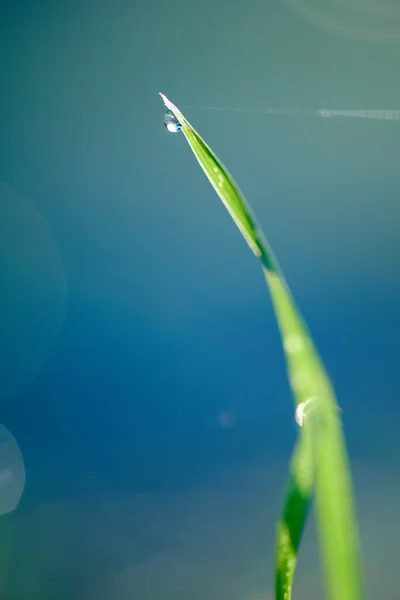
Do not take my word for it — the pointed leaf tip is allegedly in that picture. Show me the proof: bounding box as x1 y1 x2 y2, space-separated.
159 92 168 106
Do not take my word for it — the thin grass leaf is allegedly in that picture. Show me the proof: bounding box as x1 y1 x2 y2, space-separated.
275 435 313 600
159 92 364 600
160 92 279 273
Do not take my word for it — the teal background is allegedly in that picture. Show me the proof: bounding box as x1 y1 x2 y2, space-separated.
0 0 399 598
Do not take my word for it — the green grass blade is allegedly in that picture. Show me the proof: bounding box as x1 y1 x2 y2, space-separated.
275 436 313 600
265 260 364 600
160 93 279 273
159 93 364 600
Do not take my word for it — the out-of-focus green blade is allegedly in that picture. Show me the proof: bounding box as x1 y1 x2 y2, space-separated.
275 435 313 600
264 244 363 600
159 93 364 600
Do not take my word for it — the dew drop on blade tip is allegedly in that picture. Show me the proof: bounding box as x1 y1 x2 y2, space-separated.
163 109 182 132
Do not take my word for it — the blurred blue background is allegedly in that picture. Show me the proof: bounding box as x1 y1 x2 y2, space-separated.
0 0 399 598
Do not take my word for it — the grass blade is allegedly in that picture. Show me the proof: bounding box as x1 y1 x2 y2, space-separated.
159 92 364 600
160 92 279 273
275 435 313 600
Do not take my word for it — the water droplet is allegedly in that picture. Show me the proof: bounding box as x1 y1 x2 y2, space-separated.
163 109 182 133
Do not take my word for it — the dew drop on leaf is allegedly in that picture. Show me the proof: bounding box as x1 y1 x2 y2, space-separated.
163 109 182 132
